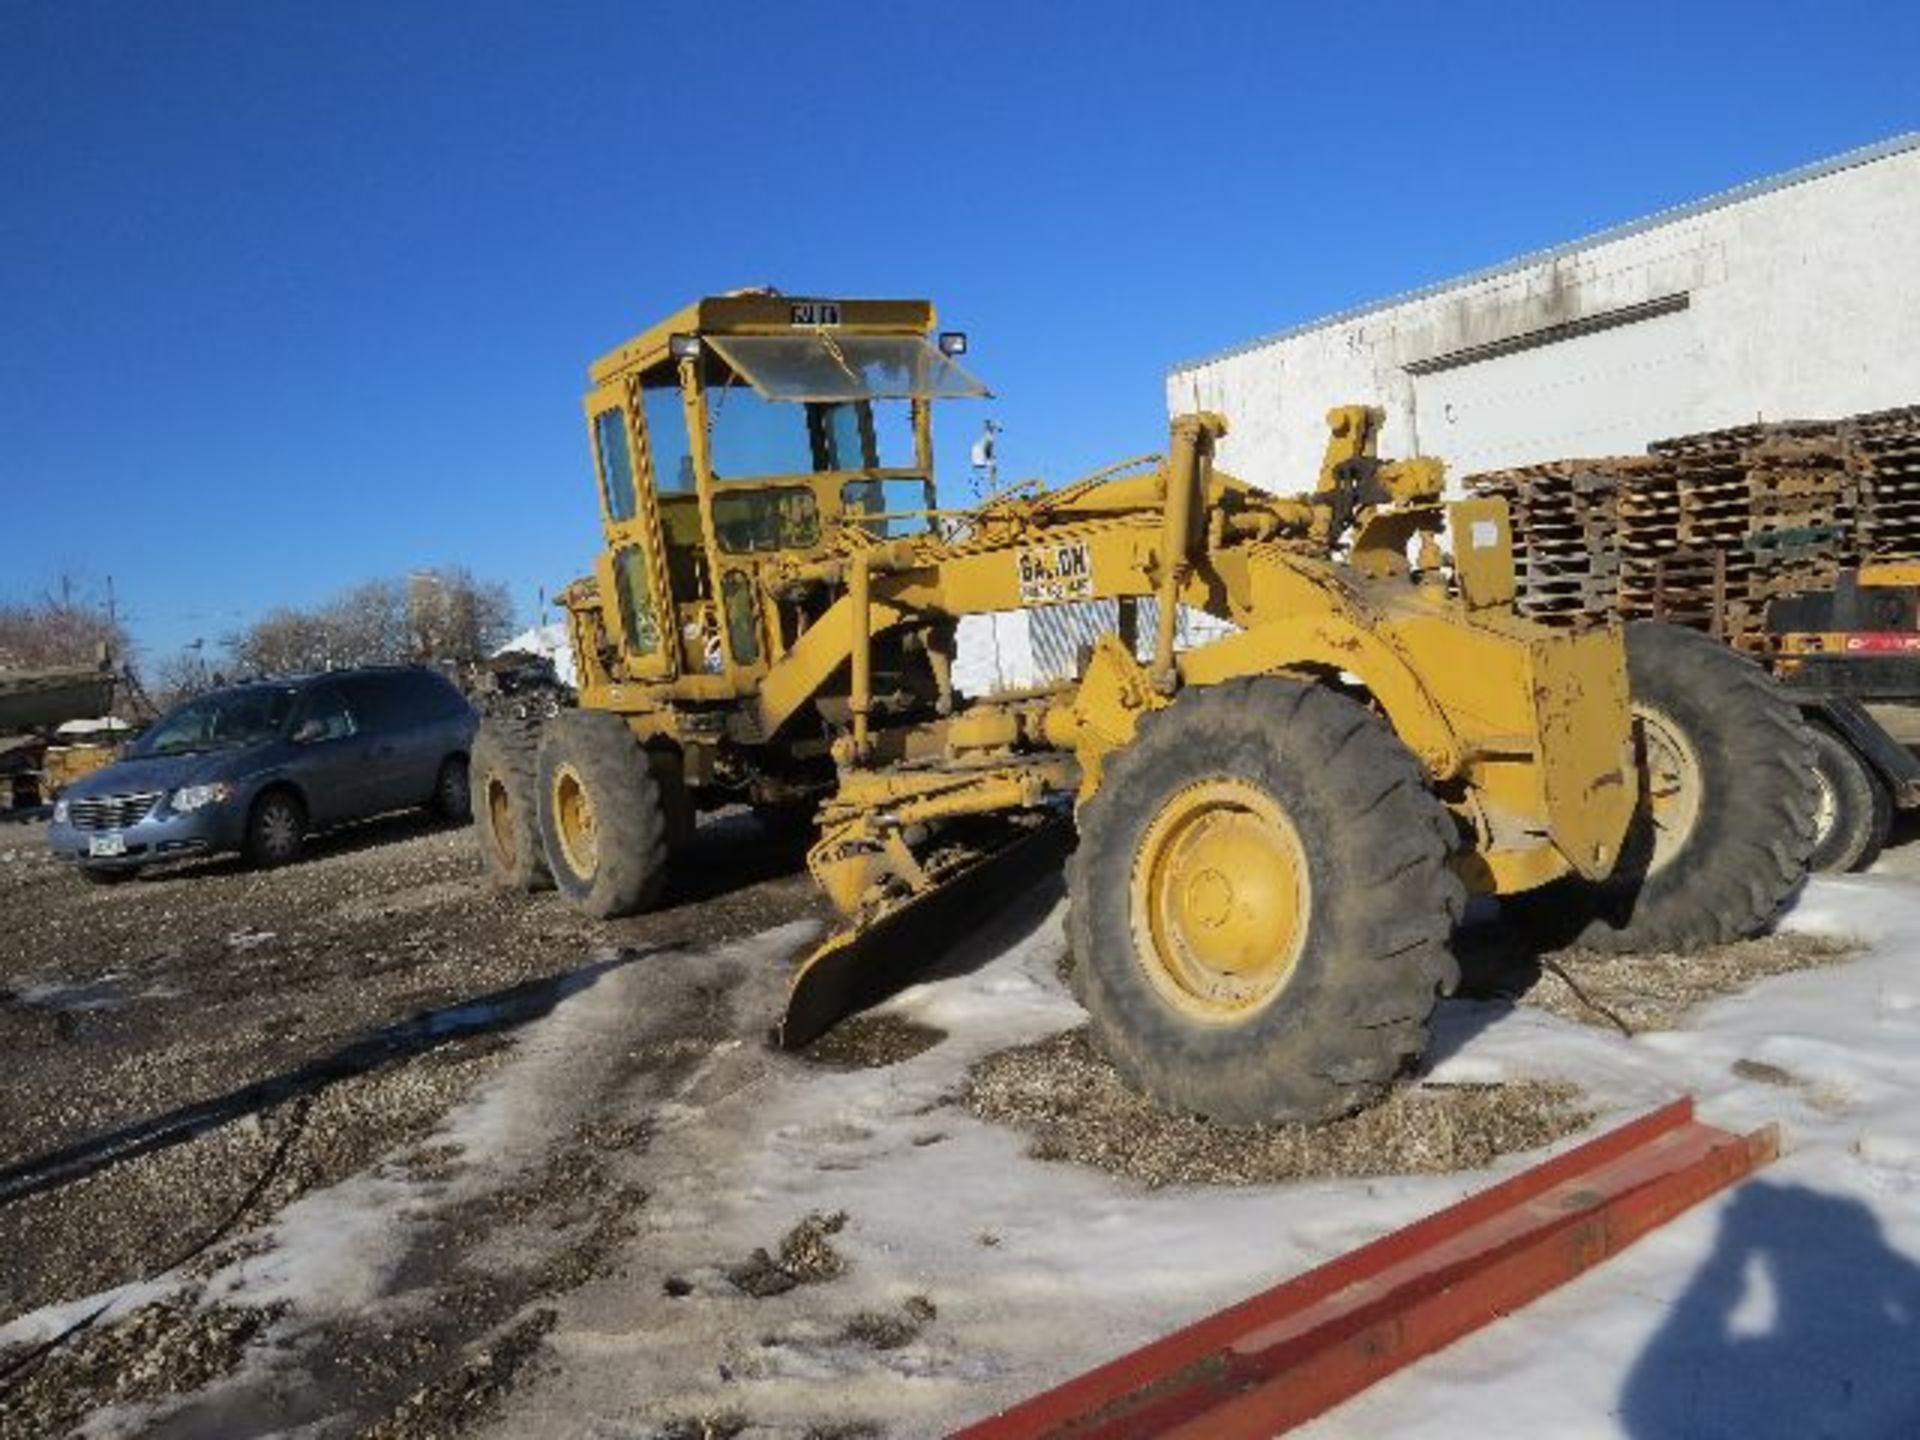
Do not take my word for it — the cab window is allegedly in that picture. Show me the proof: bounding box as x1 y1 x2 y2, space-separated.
707 384 910 480
593 408 637 522
722 570 760 663
707 384 819 478
612 546 662 654
712 487 822 553
842 477 934 538
642 380 697 495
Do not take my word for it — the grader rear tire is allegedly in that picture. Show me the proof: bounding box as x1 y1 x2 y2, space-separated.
1514 622 1816 953
471 719 551 892
535 711 668 919
1807 724 1891 874
1067 677 1463 1127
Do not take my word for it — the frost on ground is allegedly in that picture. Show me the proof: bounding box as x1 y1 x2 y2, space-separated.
964 1026 1590 1187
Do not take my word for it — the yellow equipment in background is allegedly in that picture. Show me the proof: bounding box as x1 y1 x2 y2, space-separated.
469 292 1815 1124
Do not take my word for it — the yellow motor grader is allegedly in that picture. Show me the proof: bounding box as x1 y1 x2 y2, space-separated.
471 292 1815 1124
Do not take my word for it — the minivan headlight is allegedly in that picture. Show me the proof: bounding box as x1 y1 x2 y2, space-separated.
52 798 68 823
171 783 233 813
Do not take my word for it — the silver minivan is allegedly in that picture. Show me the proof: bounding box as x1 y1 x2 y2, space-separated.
49 667 476 881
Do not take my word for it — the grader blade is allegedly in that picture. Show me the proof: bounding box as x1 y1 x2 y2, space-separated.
776 819 1073 1050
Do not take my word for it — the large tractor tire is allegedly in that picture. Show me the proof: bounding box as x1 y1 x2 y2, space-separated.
1067 677 1463 1127
1516 621 1816 953
534 710 669 919
1807 724 1891 874
471 719 551 892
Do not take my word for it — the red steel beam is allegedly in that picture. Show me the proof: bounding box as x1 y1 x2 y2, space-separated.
952 1097 1776 1440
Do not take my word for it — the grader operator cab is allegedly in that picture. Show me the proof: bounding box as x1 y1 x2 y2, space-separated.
471 291 1816 1125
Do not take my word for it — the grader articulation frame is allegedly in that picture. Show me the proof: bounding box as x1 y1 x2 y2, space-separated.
470 293 1815 1124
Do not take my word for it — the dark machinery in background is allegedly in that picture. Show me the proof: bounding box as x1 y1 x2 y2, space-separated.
1472 404 1920 872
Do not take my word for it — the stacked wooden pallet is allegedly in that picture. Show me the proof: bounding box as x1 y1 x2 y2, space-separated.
1853 405 1920 559
1658 434 1851 635
1465 461 1637 623
1742 434 1854 598
1468 416 1871 643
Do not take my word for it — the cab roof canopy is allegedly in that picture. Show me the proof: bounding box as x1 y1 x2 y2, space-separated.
589 293 938 386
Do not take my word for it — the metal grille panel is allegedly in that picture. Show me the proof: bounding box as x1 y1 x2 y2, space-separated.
66 791 163 831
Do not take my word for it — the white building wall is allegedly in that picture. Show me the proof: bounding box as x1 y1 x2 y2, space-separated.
1167 137 1920 493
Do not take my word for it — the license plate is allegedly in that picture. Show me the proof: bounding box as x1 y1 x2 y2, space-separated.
88 833 127 858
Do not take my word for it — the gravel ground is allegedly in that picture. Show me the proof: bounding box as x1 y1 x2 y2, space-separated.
963 1027 1592 1187
1454 917 1859 1034
0 806 829 1437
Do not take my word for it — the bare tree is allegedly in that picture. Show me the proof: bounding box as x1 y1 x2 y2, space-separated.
226 608 331 678
0 574 132 670
326 579 409 666
149 646 226 708
225 569 519 677
406 567 514 663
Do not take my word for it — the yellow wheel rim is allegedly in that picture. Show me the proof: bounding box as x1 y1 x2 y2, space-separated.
485 776 516 869
551 763 598 878
1128 778 1311 1021
1635 703 1703 876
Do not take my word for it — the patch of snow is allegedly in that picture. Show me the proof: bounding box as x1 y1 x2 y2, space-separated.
486 872 1920 1438
494 621 576 688
53 717 133 738
201 945 663 1318
0 1279 181 1351
489 901 1600 1437
1304 875 1920 1438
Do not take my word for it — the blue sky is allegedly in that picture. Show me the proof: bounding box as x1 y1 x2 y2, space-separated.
3 0 1916 663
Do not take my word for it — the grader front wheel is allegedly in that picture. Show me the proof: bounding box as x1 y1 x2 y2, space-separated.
1067 677 1463 1127
534 711 670 918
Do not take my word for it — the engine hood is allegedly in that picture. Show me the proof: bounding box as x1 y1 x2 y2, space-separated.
63 746 268 799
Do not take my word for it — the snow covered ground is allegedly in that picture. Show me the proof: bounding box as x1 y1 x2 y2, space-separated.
1310 873 1920 1439
493 867 1920 1436
486 869 1920 1438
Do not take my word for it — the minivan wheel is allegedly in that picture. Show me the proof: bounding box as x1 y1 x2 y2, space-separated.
246 790 307 869
432 755 472 823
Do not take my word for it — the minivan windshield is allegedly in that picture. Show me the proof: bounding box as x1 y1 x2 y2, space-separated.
134 686 299 757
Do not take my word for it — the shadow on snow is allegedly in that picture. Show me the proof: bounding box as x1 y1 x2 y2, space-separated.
1620 1179 1920 1438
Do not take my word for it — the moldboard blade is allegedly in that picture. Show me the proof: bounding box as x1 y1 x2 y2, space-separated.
776 818 1072 1050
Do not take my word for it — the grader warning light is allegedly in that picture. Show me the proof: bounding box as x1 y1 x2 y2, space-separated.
469 292 1815 1126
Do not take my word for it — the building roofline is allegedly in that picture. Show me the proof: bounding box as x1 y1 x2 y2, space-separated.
1168 131 1920 377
